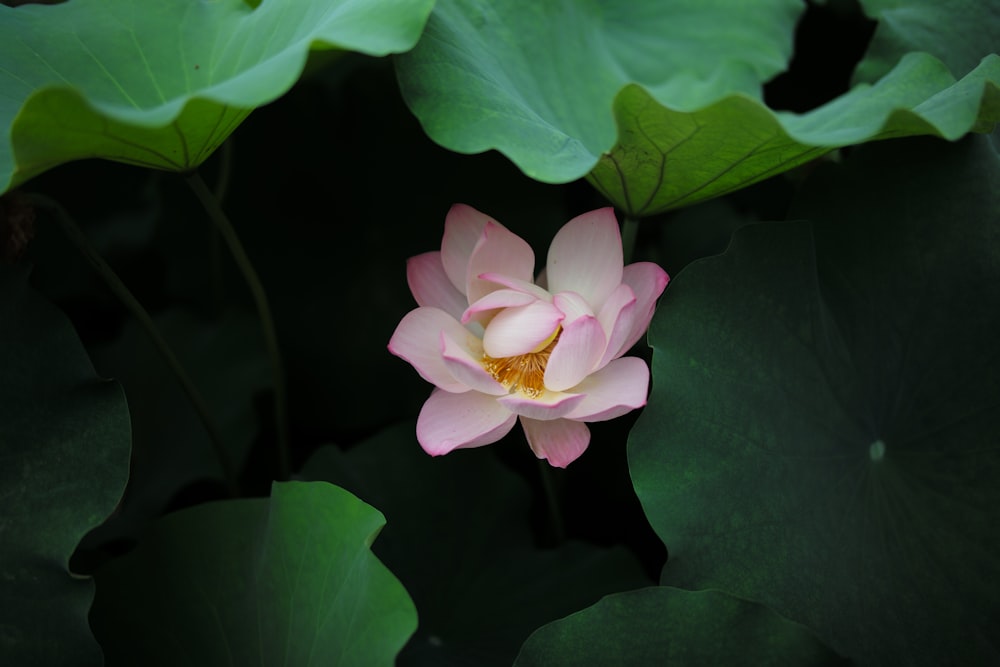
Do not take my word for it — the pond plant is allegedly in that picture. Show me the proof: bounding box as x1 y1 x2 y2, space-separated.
1 0 998 665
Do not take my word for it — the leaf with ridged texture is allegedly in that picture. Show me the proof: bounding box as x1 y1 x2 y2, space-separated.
397 0 1000 214
630 134 1000 665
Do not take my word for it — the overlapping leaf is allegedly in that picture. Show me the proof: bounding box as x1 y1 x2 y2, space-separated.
515 587 846 666
397 0 1000 214
629 134 1000 665
302 424 651 666
90 481 417 667
0 265 130 667
853 0 1000 82
0 0 434 193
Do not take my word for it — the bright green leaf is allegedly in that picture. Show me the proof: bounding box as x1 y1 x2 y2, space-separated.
515 587 846 666
90 480 417 667
630 135 1000 665
0 0 434 193
397 0 999 213
592 53 1000 213
397 0 802 185
0 265 130 667
854 0 1000 83
301 424 651 666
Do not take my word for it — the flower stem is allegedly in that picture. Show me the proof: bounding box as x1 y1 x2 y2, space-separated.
621 214 640 265
537 458 566 543
29 192 240 496
184 171 291 481
209 139 235 310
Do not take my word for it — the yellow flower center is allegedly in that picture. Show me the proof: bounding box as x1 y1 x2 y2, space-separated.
482 329 561 398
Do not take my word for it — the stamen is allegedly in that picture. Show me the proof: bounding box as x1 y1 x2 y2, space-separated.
482 332 560 398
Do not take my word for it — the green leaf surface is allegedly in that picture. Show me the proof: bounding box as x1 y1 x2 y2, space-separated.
90 480 416 667
514 587 846 666
630 135 1000 665
854 0 1000 83
397 0 1000 213
0 265 130 667
301 424 651 666
0 0 434 193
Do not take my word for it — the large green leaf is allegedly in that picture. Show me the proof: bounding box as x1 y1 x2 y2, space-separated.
630 134 1000 665
90 480 417 666
0 265 130 667
514 587 846 666
396 0 1000 214
301 424 651 666
0 0 434 193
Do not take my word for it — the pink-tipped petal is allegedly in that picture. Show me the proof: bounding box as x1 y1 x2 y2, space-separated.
482 300 564 358
565 356 650 422
466 221 536 304
440 331 508 396
520 417 591 468
441 204 492 295
477 272 551 301
462 288 537 324
546 208 623 309
617 262 670 353
597 283 638 368
407 251 468 321
417 388 517 455
388 307 471 393
553 290 594 324
543 315 607 392
497 391 585 421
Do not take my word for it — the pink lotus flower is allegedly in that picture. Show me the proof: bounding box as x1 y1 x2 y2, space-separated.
388 205 669 467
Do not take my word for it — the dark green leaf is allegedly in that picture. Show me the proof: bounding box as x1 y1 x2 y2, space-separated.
91 480 417 666
84 308 270 544
854 0 1000 82
302 424 651 667
630 134 1000 665
0 265 130 667
515 587 846 666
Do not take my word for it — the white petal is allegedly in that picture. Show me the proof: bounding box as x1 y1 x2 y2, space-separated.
477 272 551 301
565 357 649 422
440 331 508 395
597 283 638 368
543 315 606 392
466 221 536 304
616 262 670 353
553 290 594 324
388 307 470 393
520 417 591 468
497 391 585 421
462 288 537 325
417 388 517 455
482 300 564 358
546 208 623 309
441 204 491 295
407 251 467 321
